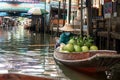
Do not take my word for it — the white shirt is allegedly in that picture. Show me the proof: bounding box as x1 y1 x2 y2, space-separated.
76 9 81 20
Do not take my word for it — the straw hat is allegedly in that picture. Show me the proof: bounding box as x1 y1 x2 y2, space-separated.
59 23 74 31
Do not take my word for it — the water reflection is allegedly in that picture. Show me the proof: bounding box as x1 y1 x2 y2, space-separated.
0 26 69 80
0 50 69 80
0 26 117 80
57 62 108 80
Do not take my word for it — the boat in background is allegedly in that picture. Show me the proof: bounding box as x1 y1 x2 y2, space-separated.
54 48 120 73
0 73 53 80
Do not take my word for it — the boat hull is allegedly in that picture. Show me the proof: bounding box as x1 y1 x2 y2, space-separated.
54 48 120 73
0 73 53 80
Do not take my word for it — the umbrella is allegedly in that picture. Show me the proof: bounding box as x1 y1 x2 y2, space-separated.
28 7 48 15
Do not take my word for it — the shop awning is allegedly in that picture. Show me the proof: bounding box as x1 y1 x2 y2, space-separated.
0 12 28 17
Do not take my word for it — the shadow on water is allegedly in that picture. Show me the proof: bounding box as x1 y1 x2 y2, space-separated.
54 58 120 80
56 61 108 80
109 63 120 80
57 61 120 80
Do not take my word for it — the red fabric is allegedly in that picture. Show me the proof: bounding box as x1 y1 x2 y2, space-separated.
104 0 112 3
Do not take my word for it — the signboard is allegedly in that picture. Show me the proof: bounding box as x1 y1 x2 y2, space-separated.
104 2 112 18
0 3 33 12
0 2 50 12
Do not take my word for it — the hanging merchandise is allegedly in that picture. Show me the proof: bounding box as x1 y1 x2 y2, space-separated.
98 0 102 16
104 1 112 18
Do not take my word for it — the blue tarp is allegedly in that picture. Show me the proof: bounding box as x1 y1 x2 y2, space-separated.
0 12 8 16
0 12 28 17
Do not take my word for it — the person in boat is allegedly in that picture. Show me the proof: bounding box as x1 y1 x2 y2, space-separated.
55 23 74 48
70 7 81 29
75 7 81 21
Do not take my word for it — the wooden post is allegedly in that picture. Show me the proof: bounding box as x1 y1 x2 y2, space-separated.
63 0 66 26
80 0 83 35
57 0 61 36
41 16 44 33
86 0 92 36
67 0 71 24
44 0 46 33
78 0 80 6
107 18 111 49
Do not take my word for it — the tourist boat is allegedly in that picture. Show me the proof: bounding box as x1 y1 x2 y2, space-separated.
54 48 120 73
0 73 54 80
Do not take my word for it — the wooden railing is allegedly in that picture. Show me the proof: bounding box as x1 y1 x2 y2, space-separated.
92 17 120 52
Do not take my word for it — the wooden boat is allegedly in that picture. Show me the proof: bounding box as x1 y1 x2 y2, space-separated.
0 73 54 80
54 48 120 73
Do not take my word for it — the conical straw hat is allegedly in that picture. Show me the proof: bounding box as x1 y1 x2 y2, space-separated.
59 23 74 31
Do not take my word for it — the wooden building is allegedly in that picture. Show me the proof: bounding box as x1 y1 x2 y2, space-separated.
91 0 120 52
49 0 120 52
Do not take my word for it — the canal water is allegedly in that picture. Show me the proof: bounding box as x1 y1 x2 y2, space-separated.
0 25 118 80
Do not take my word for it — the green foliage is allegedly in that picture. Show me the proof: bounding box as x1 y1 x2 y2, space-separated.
59 35 98 53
